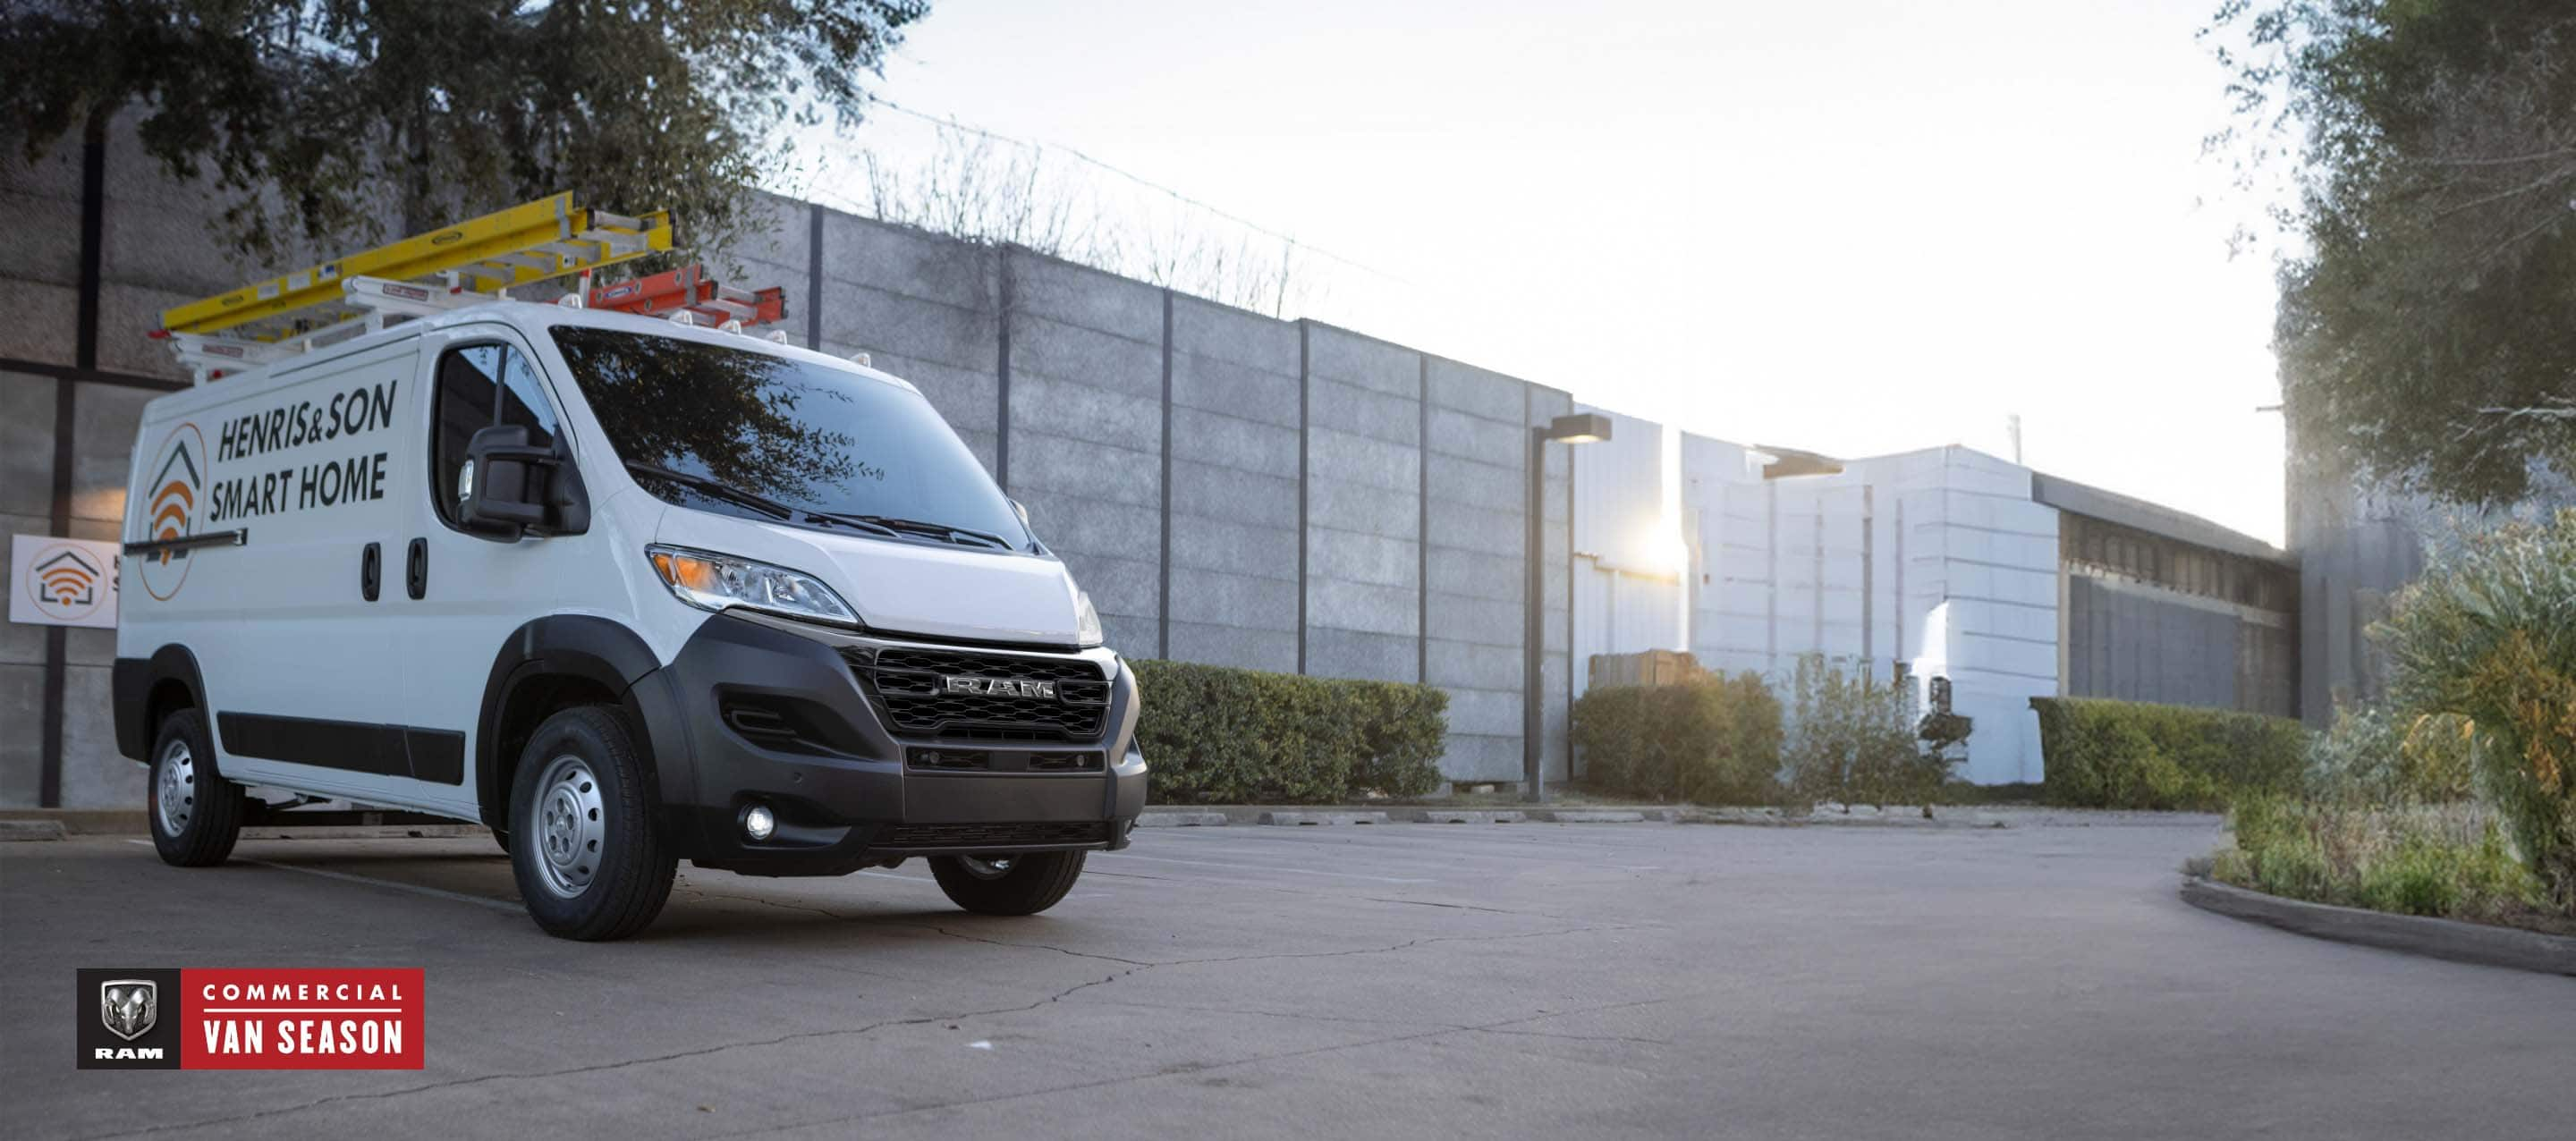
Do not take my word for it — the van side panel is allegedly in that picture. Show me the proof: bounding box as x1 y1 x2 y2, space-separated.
119 338 442 809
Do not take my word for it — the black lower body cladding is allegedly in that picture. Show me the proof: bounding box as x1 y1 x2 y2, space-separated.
641 612 1145 876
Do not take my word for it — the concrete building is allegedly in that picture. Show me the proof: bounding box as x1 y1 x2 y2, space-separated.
1569 407 1686 680
1566 418 2296 786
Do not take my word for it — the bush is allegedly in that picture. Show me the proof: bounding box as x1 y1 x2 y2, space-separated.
1570 672 1782 804
2375 508 2576 912
1127 660 1447 804
1784 655 1956 808
2029 697 2309 810
2215 795 2552 926
2304 703 2477 806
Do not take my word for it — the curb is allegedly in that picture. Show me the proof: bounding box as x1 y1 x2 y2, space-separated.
1412 809 1526 824
0 820 69 842
2180 875 2576 977
0 810 148 836
1530 809 1648 824
1135 811 1227 828
1256 811 1391 826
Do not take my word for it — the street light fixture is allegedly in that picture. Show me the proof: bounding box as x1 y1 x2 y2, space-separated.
1526 413 1612 803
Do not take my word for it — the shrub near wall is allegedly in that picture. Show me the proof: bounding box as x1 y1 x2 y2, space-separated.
1570 672 1783 805
2029 697 2309 810
2376 509 2576 912
1128 660 1447 804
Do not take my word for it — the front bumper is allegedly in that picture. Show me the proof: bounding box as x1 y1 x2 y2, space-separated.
637 611 1145 876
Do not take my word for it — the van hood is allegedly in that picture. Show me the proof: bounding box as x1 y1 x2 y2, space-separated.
654 506 1089 646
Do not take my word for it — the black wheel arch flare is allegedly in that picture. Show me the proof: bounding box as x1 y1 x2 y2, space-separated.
474 615 692 832
111 644 209 763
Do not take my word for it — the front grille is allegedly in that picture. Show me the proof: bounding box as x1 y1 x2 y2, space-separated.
879 821 1112 849
848 647 1111 741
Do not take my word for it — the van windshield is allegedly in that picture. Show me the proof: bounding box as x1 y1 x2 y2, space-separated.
548 327 1030 550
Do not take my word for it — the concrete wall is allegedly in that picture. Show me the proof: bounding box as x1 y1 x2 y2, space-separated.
0 118 203 810
2063 573 2295 714
2286 476 2426 724
0 130 1586 806
2284 452 2571 727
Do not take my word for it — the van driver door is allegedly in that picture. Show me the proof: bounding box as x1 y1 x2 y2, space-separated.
389 325 599 821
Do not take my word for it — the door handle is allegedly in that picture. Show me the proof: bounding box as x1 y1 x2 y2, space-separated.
360 542 381 601
406 537 428 600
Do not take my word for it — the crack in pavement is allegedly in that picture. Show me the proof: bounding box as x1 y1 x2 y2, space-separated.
673 880 1631 971
699 994 1681 1138
1076 866 1646 928
1058 995 1676 1045
72 925 1625 1141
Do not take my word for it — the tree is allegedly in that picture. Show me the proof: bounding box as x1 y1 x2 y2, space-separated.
0 0 929 263
2209 1 2576 505
850 115 1324 318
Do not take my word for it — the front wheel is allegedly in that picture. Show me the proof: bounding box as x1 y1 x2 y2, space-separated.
928 851 1086 916
507 706 675 941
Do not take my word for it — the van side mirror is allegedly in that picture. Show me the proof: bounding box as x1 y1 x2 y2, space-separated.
461 425 569 539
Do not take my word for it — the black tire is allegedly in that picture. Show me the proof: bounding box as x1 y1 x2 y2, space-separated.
929 851 1087 916
506 706 674 941
147 707 244 867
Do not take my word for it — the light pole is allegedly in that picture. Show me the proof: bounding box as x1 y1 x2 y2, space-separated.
1525 412 1611 803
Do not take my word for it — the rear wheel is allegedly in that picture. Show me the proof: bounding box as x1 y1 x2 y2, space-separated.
928 850 1086 916
507 706 674 940
148 708 244 867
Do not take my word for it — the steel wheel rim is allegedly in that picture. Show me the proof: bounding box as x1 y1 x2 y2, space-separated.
958 855 1015 880
155 738 195 836
533 754 606 899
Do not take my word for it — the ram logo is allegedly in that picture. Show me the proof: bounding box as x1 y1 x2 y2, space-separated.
139 423 206 600
100 979 157 1042
943 676 1057 700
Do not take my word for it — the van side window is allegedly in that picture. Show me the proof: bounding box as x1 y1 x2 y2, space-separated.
432 343 560 524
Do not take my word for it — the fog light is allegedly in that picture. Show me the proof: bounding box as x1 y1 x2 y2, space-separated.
743 804 776 841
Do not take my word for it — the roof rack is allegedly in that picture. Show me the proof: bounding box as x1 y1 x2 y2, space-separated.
572 264 788 335
155 192 674 384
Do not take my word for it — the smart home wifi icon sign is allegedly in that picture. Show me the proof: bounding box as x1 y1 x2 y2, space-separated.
9 534 121 630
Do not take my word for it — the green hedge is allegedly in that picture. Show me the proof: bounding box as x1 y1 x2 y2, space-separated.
1570 672 1783 804
2029 697 2309 810
1129 660 1448 804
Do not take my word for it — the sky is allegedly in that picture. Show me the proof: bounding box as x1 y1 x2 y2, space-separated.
799 0 2290 545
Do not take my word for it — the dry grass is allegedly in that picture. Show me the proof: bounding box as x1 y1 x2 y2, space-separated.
2210 797 2574 936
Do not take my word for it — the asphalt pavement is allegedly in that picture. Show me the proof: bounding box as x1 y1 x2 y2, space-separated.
3 816 2570 1139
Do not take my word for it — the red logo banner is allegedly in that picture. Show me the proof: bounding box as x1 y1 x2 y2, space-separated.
179 968 425 1069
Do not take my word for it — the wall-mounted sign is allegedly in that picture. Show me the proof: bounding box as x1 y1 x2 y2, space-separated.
10 534 121 629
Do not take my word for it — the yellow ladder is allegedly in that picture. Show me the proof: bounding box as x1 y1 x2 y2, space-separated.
160 192 672 341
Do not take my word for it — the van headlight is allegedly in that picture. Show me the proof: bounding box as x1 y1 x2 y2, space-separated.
647 545 858 627
1074 589 1105 647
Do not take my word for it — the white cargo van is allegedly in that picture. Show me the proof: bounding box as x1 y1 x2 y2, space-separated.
113 276 1145 940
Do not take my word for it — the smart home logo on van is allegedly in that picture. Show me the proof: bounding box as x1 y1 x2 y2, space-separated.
140 422 206 600
24 544 107 621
